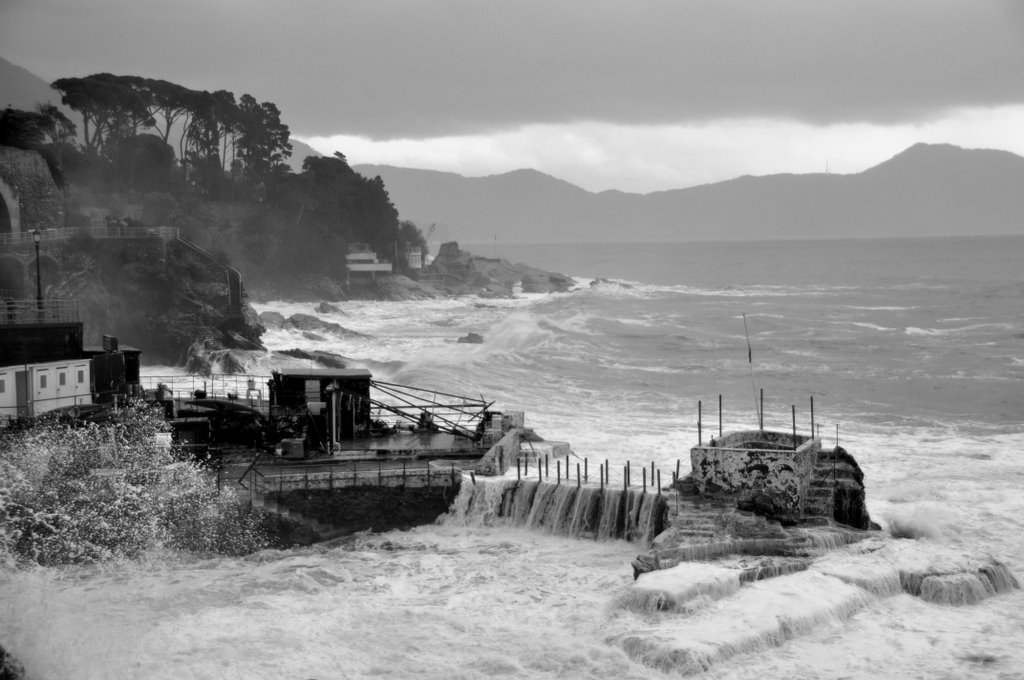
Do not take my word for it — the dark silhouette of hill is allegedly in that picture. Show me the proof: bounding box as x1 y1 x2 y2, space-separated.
356 143 1024 242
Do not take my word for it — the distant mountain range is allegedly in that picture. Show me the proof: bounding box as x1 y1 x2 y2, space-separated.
0 56 320 173
356 143 1024 243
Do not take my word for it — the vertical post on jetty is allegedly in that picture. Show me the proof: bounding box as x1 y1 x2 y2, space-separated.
545 455 549 479
759 388 765 430
566 455 570 477
600 464 604 490
584 458 588 482
626 461 631 487
517 459 521 480
719 394 723 438
557 460 561 485
623 466 627 491
650 460 654 481
538 459 542 481
642 467 647 493
676 459 680 480
605 459 609 486
698 400 702 445
792 405 797 451
577 462 581 488
657 469 661 496
810 396 815 438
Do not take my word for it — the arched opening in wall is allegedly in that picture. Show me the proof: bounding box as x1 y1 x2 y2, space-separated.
0 192 11 235
29 255 62 298
0 256 26 295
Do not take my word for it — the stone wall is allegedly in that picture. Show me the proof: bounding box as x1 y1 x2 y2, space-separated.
0 148 64 234
690 430 819 521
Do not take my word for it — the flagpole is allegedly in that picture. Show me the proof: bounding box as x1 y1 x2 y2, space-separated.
743 313 759 425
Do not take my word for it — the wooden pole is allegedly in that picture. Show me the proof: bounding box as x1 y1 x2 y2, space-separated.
538 458 542 481
584 458 588 482
557 460 561 485
576 462 581 488
642 467 647 493
698 399 702 445
810 395 815 438
760 388 764 430
719 394 723 438
600 464 604 490
676 459 680 479
623 466 627 491
792 404 797 451
517 458 521 480
626 461 630 487
657 469 661 496
545 455 549 479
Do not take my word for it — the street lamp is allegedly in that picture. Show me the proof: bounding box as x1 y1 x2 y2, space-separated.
31 228 42 312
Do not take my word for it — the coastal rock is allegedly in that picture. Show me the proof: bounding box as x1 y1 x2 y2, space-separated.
277 348 348 369
457 332 485 344
283 313 365 338
374 274 443 301
419 241 574 296
314 302 345 315
259 311 286 328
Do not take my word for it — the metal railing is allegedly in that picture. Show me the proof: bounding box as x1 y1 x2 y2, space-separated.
140 374 268 406
0 226 180 248
0 298 80 325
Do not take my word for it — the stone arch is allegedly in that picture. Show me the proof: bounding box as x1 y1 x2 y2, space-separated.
0 255 25 294
0 176 18 235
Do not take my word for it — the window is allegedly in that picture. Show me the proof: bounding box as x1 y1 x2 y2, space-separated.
40 374 47 389
78 369 85 384
0 378 5 393
59 372 66 386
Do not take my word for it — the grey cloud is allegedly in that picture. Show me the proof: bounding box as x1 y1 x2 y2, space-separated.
3 0 1023 138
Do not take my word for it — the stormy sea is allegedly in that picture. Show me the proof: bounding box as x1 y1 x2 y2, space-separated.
2 235 1023 679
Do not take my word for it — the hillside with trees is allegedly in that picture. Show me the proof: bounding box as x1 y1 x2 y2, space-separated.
3 71 427 298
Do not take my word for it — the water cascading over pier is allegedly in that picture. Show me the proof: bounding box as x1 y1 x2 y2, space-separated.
445 478 668 544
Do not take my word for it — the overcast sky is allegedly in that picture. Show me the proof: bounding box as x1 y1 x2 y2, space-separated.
3 0 1023 192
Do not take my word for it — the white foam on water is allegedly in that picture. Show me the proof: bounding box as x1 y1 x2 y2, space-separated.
624 562 741 612
609 570 873 676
